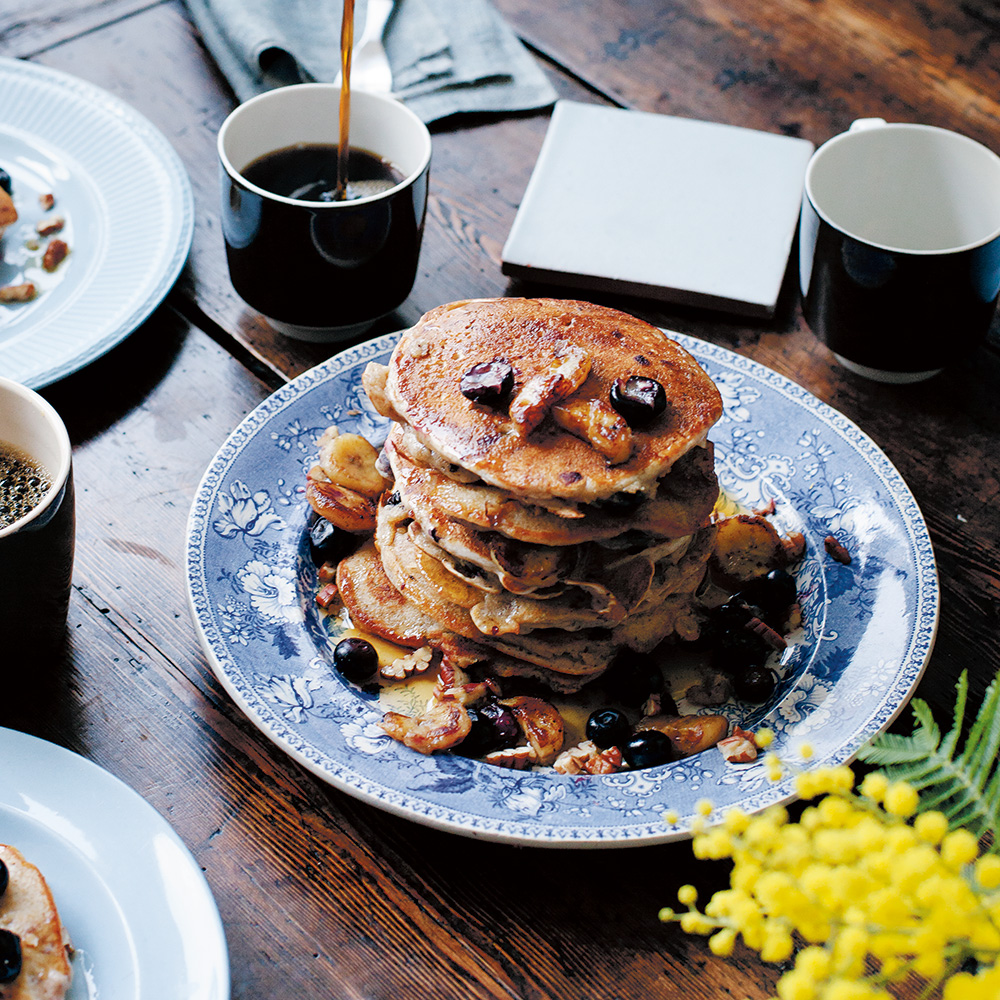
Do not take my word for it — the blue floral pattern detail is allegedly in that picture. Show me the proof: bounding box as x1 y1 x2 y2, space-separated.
213 481 284 539
186 331 939 846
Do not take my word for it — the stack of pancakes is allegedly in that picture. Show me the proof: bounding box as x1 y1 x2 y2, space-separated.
336 298 724 693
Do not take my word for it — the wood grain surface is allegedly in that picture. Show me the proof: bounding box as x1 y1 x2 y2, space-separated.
2 1 998 997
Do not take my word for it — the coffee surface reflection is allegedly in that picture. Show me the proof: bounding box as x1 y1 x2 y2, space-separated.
243 143 402 202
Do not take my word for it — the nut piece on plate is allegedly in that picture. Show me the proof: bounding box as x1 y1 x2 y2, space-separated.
42 239 69 273
552 739 624 775
0 844 73 999
509 344 591 436
0 283 37 304
380 645 435 681
824 534 852 565
718 726 759 764
35 216 64 238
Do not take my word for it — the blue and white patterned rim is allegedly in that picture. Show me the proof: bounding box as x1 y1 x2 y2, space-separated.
186 331 938 847
0 58 194 389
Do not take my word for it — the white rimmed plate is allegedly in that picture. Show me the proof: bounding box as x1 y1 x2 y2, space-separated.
0 727 229 998
0 58 194 389
185 331 938 847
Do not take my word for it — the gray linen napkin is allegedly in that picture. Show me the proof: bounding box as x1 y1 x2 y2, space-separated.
186 0 557 123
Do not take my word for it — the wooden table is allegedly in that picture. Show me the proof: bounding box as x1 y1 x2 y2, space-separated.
3 1 998 997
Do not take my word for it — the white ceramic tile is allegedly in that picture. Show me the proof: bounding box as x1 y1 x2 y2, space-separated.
501 101 814 317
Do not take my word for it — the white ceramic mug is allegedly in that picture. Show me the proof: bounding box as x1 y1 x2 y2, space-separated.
0 376 75 660
799 119 1000 382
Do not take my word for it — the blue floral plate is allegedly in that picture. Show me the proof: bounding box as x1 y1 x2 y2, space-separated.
186 331 938 847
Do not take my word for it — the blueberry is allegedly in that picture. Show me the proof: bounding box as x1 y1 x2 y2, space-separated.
703 599 761 638
0 169 10 196
460 360 514 407
704 600 772 673
710 627 770 675
308 513 358 565
733 665 777 703
609 376 667 427
602 652 663 707
0 859 6 897
736 569 798 627
622 730 675 769
589 491 645 516
0 929 21 984
585 708 631 749
333 637 378 681
457 700 520 757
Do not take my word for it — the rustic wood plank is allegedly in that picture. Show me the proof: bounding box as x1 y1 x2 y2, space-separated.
0 0 157 58
497 0 1000 148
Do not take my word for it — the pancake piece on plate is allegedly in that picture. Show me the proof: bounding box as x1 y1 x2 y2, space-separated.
0 845 72 1000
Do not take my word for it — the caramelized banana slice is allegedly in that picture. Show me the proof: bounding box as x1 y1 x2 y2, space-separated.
711 514 787 584
636 714 729 757
552 398 633 464
306 468 378 533
380 697 472 753
501 695 565 766
317 428 389 497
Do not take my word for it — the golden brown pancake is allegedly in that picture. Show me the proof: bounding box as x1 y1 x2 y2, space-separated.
390 424 480 483
387 435 719 547
336 542 609 691
374 497 712 670
337 540 611 691
377 499 633 634
365 298 723 501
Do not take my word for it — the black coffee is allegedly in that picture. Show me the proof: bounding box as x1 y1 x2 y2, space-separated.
0 443 51 529
243 143 403 202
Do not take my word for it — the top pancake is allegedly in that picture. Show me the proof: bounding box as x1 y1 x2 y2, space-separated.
368 298 723 501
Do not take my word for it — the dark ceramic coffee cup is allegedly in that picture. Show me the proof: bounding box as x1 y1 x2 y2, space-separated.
799 119 1000 382
218 85 432 342
0 376 75 660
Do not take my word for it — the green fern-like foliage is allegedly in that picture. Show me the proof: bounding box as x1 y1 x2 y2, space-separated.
857 670 1000 844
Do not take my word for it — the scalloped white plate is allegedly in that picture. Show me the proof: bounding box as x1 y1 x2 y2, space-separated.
0 727 229 999
186 331 938 847
0 58 193 389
